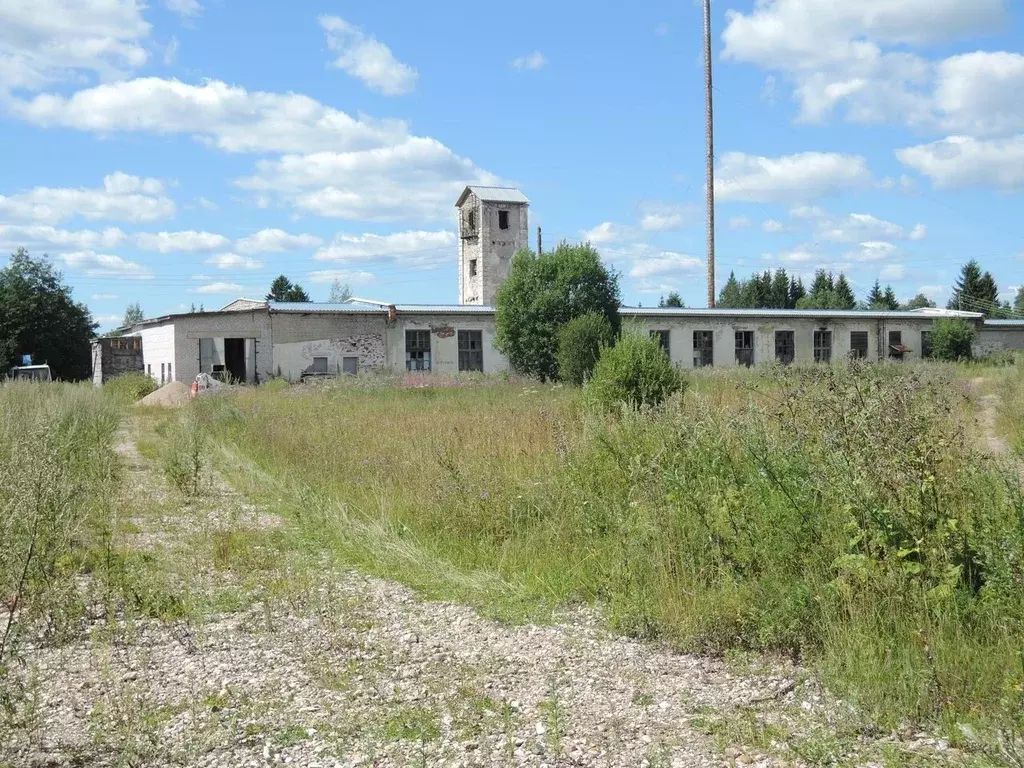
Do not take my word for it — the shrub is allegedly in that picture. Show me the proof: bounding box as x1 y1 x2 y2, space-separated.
585 329 684 410
104 371 157 403
556 313 614 386
930 318 975 361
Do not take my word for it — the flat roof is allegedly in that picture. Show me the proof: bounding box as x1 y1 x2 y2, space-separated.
620 307 983 321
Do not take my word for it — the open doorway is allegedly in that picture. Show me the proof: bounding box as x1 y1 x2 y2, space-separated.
224 338 246 382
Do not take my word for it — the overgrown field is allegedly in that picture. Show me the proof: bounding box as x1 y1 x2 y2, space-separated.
199 365 1024 740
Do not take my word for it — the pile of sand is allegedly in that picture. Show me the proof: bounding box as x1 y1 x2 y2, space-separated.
137 380 191 408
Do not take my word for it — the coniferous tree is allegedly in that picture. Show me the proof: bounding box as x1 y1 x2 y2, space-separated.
834 273 857 309
947 260 999 316
788 276 806 308
718 272 743 308
866 280 884 308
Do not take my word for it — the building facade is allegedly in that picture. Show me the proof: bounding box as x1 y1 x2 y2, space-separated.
111 185 1024 385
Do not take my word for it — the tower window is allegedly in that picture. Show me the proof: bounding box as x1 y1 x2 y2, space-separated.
469 259 478 277
468 210 476 230
498 210 509 230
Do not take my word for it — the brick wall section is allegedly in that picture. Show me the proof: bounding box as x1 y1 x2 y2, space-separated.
270 311 388 379
91 336 144 385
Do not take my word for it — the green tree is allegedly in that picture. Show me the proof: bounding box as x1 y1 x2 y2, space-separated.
266 275 311 302
556 313 614 386
123 302 144 327
947 260 999 316
769 269 790 308
659 291 684 308
1014 286 1024 315
718 272 743 308
930 318 976 361
328 279 353 303
788 276 806 308
903 293 936 310
834 273 857 309
865 280 884 308
881 285 899 310
494 243 621 381
0 248 97 380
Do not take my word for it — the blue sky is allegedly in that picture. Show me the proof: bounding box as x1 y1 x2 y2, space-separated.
1 0 1022 328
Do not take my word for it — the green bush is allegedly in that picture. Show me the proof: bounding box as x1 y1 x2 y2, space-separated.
585 329 684 410
104 371 157 403
556 313 613 386
930 318 975 360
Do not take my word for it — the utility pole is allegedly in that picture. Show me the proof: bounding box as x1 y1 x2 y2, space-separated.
703 0 716 308
537 226 543 255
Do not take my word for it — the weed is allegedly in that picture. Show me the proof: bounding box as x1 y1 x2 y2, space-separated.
160 411 207 496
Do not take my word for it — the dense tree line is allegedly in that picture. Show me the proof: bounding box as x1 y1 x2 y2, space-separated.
0 249 96 380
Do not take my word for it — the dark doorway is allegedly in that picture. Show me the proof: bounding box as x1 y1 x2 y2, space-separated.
224 338 246 383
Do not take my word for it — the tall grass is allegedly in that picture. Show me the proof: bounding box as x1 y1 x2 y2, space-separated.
0 382 121 715
201 368 1024 736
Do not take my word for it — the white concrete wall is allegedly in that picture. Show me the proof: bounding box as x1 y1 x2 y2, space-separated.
132 324 176 385
626 316 941 368
977 327 1024 356
171 310 272 384
386 313 509 374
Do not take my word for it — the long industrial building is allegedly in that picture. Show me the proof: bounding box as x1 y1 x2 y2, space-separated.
119 186 1024 386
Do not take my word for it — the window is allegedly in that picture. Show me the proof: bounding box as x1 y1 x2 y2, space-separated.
160 362 165 385
468 210 476 231
147 363 152 377
458 330 484 372
342 357 358 375
469 258 478 277
813 330 832 363
406 330 431 371
850 331 869 359
312 356 328 374
889 330 903 359
650 330 670 357
693 331 714 368
168 363 172 382
775 331 794 365
921 330 933 359
498 210 509 230
735 331 754 367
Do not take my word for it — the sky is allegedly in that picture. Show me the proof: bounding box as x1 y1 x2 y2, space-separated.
1 0 1022 329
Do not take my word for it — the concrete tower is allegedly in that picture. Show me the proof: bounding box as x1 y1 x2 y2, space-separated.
455 186 529 306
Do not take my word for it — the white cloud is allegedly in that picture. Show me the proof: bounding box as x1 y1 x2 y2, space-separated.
581 222 626 244
319 15 417 96
919 284 947 299
235 228 323 254
11 77 409 154
195 196 218 211
238 137 500 222
307 269 374 285
0 173 174 224
896 135 1024 190
716 151 872 202
728 216 752 229
818 212 925 243
91 293 118 300
94 314 123 326
194 282 243 294
205 252 262 270
721 0 1005 124
880 264 907 280
638 201 692 231
636 281 678 295
61 251 152 279
935 52 1024 135
0 0 150 91
165 0 201 18
0 224 127 252
511 52 546 71
790 205 826 219
628 251 702 279
133 230 230 252
846 241 899 262
314 230 455 269
775 248 820 263
762 219 785 233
